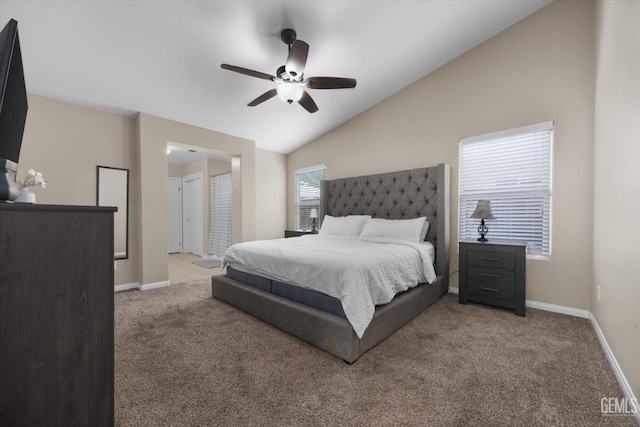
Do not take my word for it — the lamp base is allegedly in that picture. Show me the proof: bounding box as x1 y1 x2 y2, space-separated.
477 219 489 242
311 218 317 233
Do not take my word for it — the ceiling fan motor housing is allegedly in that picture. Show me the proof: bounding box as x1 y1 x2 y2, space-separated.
280 28 297 46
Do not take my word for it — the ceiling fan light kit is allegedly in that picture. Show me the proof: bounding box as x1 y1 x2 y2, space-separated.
277 83 303 104
221 28 356 113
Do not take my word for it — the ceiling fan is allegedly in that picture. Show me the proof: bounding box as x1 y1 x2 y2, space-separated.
221 29 356 113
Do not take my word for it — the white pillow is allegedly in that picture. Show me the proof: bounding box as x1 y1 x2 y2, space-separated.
319 215 369 237
420 220 430 241
359 217 427 242
347 215 372 220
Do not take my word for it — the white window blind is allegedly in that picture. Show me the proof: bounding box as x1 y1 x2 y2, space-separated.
459 121 553 256
296 165 326 230
208 172 232 260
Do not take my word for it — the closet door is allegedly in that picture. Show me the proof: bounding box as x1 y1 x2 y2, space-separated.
182 173 203 256
167 177 182 253
208 172 232 259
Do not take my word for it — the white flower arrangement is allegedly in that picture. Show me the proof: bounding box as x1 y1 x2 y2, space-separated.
19 169 47 189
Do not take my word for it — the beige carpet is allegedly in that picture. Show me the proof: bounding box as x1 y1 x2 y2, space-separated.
115 279 636 426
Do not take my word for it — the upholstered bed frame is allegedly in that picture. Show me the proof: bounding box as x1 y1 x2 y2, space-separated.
211 163 450 363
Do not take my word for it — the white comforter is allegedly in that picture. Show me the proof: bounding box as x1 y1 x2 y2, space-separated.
223 235 437 338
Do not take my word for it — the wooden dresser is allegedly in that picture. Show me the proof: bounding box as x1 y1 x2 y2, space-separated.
284 230 318 238
458 239 526 317
0 203 115 426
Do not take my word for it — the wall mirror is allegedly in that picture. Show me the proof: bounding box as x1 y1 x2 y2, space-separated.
97 166 129 260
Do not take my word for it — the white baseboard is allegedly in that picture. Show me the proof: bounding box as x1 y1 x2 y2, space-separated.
140 280 170 291
525 300 590 319
590 313 640 424
114 280 171 292
448 286 589 319
114 282 140 292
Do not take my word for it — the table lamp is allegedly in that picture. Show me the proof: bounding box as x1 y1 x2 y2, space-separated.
470 200 494 242
309 208 318 233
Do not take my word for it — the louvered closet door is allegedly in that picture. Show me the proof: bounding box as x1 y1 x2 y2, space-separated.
208 172 232 260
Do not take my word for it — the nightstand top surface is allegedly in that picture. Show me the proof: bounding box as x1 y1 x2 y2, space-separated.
459 239 527 247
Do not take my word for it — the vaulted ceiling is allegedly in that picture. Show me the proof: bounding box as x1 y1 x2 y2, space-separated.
1 0 551 154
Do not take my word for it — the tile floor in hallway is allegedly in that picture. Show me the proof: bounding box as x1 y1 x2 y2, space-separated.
168 252 223 284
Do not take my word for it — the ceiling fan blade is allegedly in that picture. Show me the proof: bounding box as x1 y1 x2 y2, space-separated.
306 77 357 89
298 91 319 113
248 89 278 107
221 64 276 82
285 40 309 79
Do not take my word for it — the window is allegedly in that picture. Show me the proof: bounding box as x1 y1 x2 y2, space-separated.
459 121 553 257
296 165 326 230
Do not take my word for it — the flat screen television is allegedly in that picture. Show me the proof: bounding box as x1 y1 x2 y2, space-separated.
0 18 28 202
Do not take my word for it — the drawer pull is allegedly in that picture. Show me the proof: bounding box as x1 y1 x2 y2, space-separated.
480 273 499 278
481 257 500 262
480 286 499 292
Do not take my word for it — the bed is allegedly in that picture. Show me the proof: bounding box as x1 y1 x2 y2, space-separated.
211 163 450 363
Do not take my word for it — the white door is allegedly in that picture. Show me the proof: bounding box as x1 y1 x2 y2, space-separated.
167 178 182 253
182 173 203 256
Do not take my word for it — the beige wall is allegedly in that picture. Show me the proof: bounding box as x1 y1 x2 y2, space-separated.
137 113 255 286
167 163 182 177
255 148 287 240
19 96 262 288
19 94 140 286
593 0 640 399
288 0 596 310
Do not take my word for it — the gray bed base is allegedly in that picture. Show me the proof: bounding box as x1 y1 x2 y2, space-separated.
212 274 447 363
211 163 450 363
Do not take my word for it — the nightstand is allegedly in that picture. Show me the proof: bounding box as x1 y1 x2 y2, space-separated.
459 239 526 316
284 230 318 238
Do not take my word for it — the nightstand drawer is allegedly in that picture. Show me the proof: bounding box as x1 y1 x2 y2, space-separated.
467 266 515 286
467 250 515 269
467 279 515 300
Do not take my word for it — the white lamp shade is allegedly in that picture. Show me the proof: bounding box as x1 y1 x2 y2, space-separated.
309 208 318 219
470 200 495 220
277 83 304 103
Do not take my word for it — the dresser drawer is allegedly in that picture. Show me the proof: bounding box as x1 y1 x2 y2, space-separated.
467 249 515 269
467 279 515 300
467 266 515 301
467 266 515 286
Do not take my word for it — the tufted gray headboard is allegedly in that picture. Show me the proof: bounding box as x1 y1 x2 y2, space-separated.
319 164 450 280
